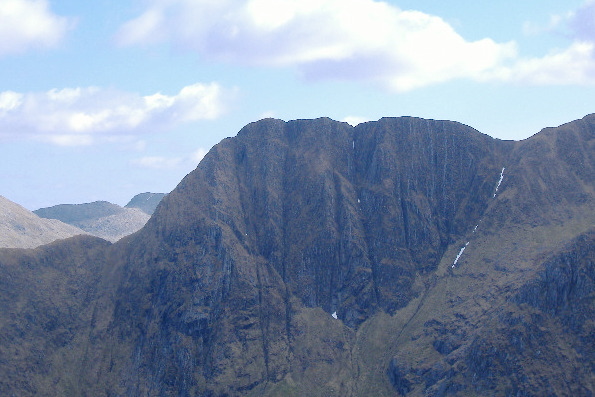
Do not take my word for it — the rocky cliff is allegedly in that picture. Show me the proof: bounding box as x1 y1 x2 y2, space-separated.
0 115 593 396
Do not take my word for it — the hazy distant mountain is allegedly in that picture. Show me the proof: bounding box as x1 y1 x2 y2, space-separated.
125 192 166 215
0 195 86 248
34 198 156 242
73 207 151 242
0 115 593 396
34 200 123 224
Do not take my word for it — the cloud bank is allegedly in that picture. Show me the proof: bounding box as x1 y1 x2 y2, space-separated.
0 83 232 146
0 0 71 56
568 0 595 42
116 0 595 90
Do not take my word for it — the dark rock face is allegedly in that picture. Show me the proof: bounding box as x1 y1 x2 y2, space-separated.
0 115 594 396
388 358 413 395
149 117 506 325
0 236 112 396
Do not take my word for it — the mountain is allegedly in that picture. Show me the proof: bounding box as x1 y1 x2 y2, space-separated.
0 195 87 248
0 115 593 396
33 198 160 242
34 200 124 224
125 192 166 215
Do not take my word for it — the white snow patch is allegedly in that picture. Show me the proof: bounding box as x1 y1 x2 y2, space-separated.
332 311 338 319
493 167 505 197
473 225 478 232
452 245 467 267
357 198 360 203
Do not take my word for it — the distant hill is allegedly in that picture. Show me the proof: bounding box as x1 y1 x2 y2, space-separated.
33 193 165 242
0 195 86 248
125 192 166 215
34 201 124 224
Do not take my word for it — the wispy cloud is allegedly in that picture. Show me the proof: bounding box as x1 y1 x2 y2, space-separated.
130 156 182 170
0 83 234 146
131 147 209 170
0 0 72 56
115 0 516 91
568 0 595 42
511 0 595 86
116 0 595 90
502 42 595 85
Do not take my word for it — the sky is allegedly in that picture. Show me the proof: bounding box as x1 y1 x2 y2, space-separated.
1 0 594 210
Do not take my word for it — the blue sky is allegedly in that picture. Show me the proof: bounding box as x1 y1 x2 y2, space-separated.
1 0 594 210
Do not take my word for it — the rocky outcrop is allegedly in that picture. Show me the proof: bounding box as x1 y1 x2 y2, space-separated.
0 115 593 396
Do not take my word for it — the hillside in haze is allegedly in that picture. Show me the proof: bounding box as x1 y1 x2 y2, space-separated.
0 115 593 396
33 193 165 242
0 196 87 249
125 192 167 215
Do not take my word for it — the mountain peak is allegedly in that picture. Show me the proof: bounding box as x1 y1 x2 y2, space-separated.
125 192 166 215
0 115 594 396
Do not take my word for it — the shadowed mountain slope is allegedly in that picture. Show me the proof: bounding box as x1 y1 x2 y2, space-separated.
0 115 593 396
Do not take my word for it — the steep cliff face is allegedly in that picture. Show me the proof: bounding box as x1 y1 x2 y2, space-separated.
0 115 593 396
0 236 111 396
381 115 595 396
142 117 508 318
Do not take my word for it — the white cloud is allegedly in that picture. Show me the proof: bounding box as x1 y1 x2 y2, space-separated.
190 147 208 164
509 1 595 86
522 0 595 40
115 0 517 91
116 0 595 90
568 0 595 42
506 42 595 85
0 83 233 145
46 134 94 147
131 156 182 170
342 116 369 126
132 147 209 170
0 91 24 111
0 0 71 56
258 110 276 119
523 16 564 37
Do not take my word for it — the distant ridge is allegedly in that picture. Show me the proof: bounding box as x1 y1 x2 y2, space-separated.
34 201 123 224
0 195 86 248
33 193 165 242
125 192 166 215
